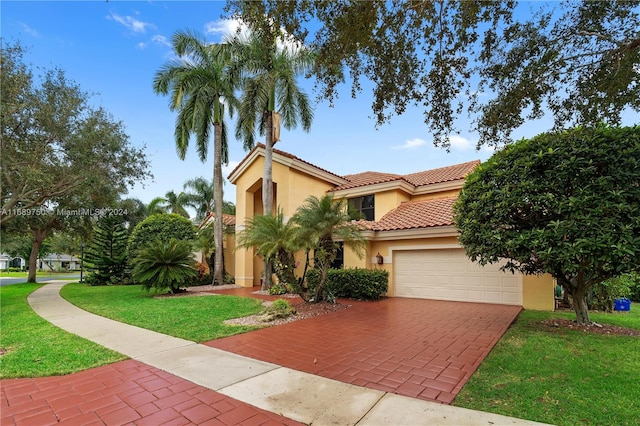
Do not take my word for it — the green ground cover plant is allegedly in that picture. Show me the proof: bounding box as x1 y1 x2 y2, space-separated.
0 284 125 379
60 283 263 342
454 309 640 426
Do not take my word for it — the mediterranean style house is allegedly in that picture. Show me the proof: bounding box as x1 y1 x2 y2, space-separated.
227 144 555 311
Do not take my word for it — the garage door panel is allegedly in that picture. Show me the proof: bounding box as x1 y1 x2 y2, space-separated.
395 249 522 305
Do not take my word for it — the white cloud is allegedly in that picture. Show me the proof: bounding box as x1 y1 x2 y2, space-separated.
392 138 427 150
18 22 40 38
449 135 474 150
204 19 245 38
107 11 154 34
136 42 147 50
204 18 302 52
151 35 171 47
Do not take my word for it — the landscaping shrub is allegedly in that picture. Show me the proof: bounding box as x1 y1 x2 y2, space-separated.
131 239 197 293
590 274 635 312
260 299 296 322
268 281 295 295
306 268 389 301
626 272 640 302
127 214 196 258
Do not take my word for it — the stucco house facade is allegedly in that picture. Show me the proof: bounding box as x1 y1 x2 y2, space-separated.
228 144 555 311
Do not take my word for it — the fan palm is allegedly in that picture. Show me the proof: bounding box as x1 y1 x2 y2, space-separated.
291 194 366 302
228 30 315 287
153 30 238 285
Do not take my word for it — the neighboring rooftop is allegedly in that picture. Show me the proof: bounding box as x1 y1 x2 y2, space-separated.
330 160 480 192
199 213 236 228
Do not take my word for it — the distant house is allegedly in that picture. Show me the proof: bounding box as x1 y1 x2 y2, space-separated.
228 144 556 311
0 254 25 270
38 253 81 272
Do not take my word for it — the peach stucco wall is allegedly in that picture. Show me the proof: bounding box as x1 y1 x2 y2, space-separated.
233 156 335 287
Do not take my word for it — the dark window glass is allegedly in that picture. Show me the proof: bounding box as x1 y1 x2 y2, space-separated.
331 242 344 269
348 194 375 221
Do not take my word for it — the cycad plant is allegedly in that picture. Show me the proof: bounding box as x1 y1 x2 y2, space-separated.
131 239 197 293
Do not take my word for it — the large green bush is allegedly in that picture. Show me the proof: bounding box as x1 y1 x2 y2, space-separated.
127 214 196 257
591 272 640 309
306 268 389 301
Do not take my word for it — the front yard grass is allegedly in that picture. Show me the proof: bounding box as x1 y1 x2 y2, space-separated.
60 283 264 342
0 284 125 379
454 309 640 426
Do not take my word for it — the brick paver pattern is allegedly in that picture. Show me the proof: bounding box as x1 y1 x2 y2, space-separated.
1 359 301 426
207 291 521 405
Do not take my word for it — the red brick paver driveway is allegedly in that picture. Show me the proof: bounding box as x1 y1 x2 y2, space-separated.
1 360 301 426
207 292 521 404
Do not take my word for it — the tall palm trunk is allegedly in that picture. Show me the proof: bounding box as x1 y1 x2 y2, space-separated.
261 111 274 290
212 122 225 285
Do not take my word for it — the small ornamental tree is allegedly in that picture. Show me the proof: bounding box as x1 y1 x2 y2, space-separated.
84 214 129 285
454 125 640 324
127 213 196 258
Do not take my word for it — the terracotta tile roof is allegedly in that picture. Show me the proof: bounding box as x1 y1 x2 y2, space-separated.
402 160 480 186
332 171 404 191
199 213 236 229
330 160 480 192
374 198 456 231
228 143 345 182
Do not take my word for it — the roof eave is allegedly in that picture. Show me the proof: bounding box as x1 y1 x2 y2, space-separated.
371 225 459 241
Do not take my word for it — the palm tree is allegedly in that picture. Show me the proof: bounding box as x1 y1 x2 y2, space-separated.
291 194 367 303
153 30 238 286
236 208 302 291
164 190 190 218
183 177 213 222
146 197 167 216
229 30 315 288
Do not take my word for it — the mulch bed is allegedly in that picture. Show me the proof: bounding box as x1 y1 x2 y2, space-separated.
540 319 640 337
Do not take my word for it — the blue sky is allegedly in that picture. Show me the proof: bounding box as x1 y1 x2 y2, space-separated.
2 1 634 208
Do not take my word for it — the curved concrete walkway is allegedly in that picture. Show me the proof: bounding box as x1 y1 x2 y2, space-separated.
7 281 548 425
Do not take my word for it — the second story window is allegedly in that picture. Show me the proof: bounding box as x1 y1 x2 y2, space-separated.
348 194 375 221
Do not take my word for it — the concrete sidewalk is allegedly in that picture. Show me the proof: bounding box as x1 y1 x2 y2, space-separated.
25 281 548 425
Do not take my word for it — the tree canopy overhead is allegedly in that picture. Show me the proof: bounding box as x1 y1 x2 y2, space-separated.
453 125 640 324
228 0 640 148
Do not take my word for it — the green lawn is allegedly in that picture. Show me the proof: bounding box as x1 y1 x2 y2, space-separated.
454 309 640 426
0 271 28 277
0 284 125 379
60 283 264 342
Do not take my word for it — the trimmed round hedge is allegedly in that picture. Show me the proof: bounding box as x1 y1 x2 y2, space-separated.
127 213 196 257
